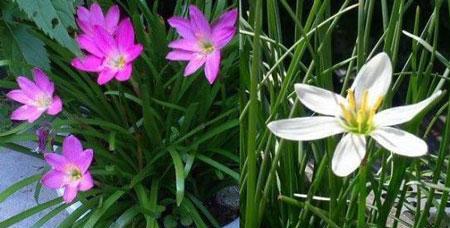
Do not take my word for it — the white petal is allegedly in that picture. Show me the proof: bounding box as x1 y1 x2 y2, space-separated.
351 52 392 108
332 134 366 177
370 127 427 157
267 116 345 141
295 83 346 116
374 90 442 127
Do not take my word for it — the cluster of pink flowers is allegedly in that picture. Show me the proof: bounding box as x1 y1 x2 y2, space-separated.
6 3 236 204
71 3 143 85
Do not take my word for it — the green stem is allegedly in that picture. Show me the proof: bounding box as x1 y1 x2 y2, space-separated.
357 163 368 228
245 0 262 227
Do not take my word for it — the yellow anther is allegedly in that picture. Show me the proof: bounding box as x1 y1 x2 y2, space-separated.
340 103 353 124
340 89 384 134
347 89 356 111
372 96 384 112
360 90 369 113
201 41 215 54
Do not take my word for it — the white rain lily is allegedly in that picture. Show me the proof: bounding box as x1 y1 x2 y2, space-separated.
267 52 442 177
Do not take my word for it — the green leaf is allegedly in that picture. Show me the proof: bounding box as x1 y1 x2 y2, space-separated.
52 0 76 29
168 148 185 206
15 0 80 55
12 25 50 71
0 22 31 75
0 174 41 203
197 154 239 181
83 191 126 228
110 206 140 228
0 198 63 227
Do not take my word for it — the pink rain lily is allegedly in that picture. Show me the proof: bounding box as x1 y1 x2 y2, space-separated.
76 3 120 36
166 5 237 84
72 18 143 85
42 135 94 203
7 68 62 123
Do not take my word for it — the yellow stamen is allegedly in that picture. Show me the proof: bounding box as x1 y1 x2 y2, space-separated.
372 96 384 112
201 41 215 54
339 89 384 134
360 90 369 113
347 89 356 111
340 103 353 124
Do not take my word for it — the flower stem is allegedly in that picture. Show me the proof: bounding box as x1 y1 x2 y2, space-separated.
357 163 368 228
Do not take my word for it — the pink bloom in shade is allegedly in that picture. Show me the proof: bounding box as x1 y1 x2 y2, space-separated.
76 3 120 37
166 5 237 84
7 68 63 123
71 18 143 85
41 135 94 203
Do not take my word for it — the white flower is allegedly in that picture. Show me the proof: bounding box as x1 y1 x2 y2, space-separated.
267 52 442 177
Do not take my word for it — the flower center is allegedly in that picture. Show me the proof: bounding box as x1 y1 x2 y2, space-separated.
67 167 83 182
201 41 215 54
339 89 383 134
35 95 52 109
108 54 126 70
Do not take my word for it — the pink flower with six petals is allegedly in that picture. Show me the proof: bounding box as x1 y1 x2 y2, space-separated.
7 68 62 123
72 18 143 85
42 135 94 203
166 5 237 84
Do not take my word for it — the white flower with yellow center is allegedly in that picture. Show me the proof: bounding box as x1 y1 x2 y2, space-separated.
268 52 443 177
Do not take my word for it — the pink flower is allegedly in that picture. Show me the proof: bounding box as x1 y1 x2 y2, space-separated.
41 135 94 203
166 5 237 84
7 68 62 123
72 18 143 85
76 3 120 37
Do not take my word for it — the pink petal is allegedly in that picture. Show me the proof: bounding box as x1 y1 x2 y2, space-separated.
63 184 78 203
41 170 68 189
33 68 54 95
167 16 195 40
105 5 120 33
11 105 44 123
97 69 117 85
189 5 211 35
212 9 237 33
6 90 34 105
16 76 41 99
93 26 116 53
204 51 221 84
76 6 90 20
184 54 206 76
44 153 68 171
76 18 92 35
115 64 132 81
166 50 194 61
76 149 94 173
71 56 103 72
63 135 84 162
125 44 143 62
76 35 103 57
211 27 235 49
47 96 63 115
116 18 135 50
89 3 105 26
78 171 94 191
168 39 201 52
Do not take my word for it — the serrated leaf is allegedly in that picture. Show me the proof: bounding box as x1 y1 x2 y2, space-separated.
52 0 76 29
0 22 31 75
16 0 80 55
14 25 51 70
0 22 50 73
